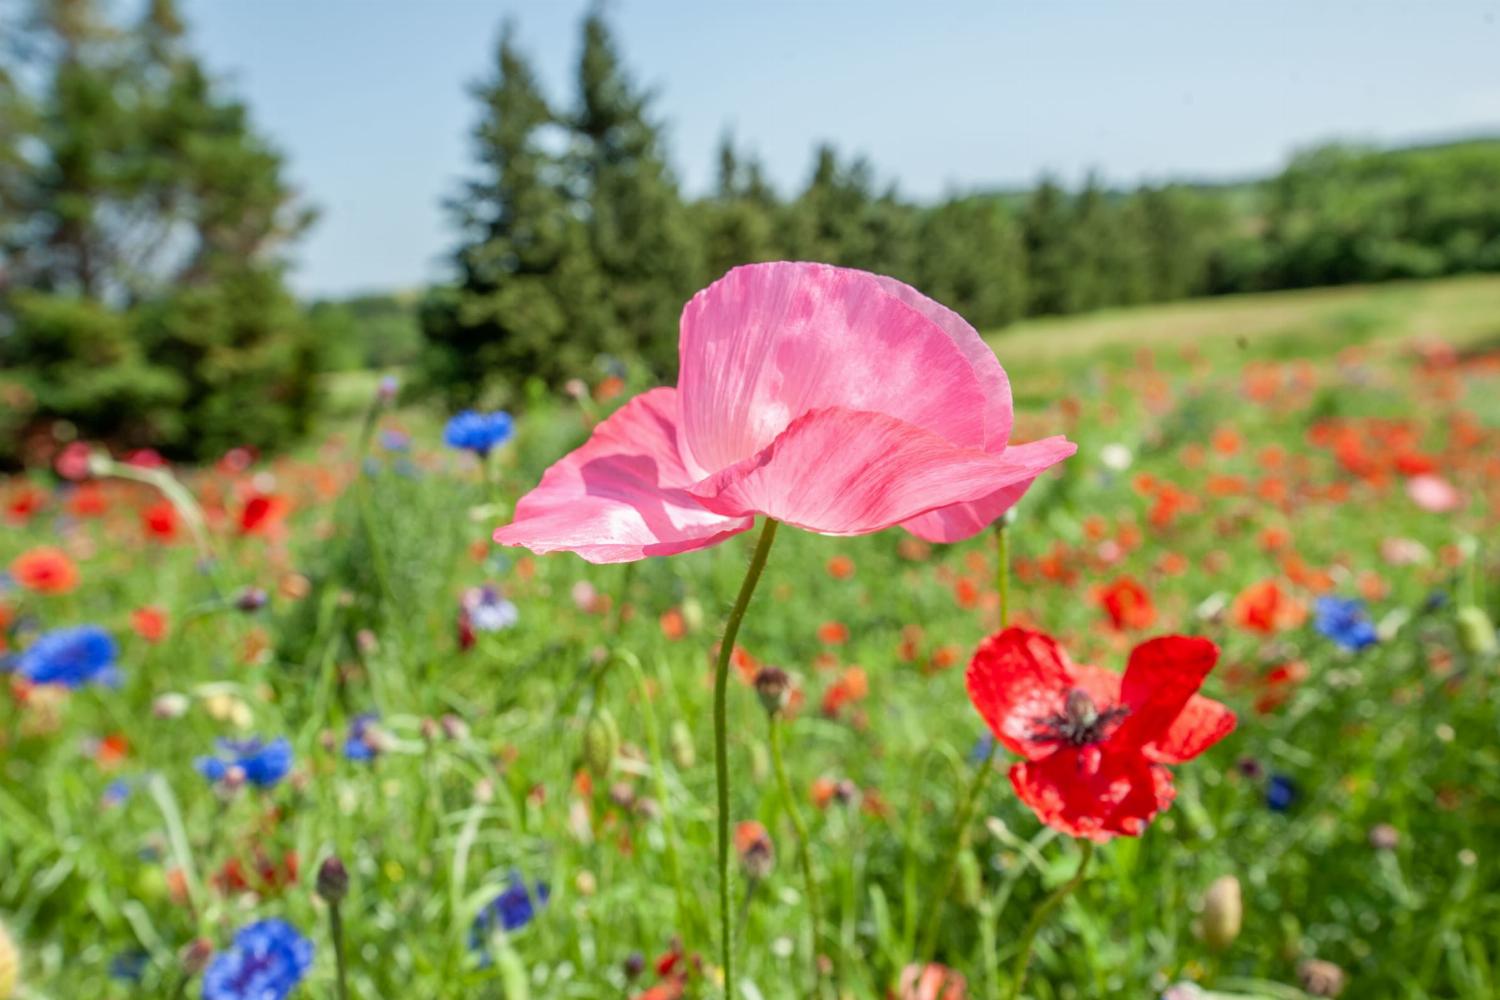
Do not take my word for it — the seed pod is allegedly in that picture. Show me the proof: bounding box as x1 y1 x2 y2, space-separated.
668 720 695 769
1456 605 1498 656
1199 874 1242 952
0 920 18 1000
1297 958 1346 997
583 709 619 780
317 856 349 905
753 667 792 717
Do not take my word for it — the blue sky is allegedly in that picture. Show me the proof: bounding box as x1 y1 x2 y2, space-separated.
184 1 1500 296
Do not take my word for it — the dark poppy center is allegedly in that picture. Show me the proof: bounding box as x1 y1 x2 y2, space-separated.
1029 688 1129 747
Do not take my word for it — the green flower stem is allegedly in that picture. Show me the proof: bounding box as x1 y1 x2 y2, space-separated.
917 520 1012 960
714 517 779 998
769 712 824 996
329 902 351 1000
1006 841 1094 1000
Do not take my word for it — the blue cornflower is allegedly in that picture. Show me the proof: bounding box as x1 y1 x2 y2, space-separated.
472 873 549 949
443 410 513 457
461 585 519 633
969 731 995 765
102 778 132 808
11 625 119 688
1314 596 1378 651
379 429 410 452
343 714 382 762
1266 773 1297 812
196 737 293 788
202 918 313 1000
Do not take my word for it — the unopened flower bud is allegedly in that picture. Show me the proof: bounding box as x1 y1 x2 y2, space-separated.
377 376 399 404
316 856 349 905
582 709 619 780
1297 958 1346 997
1199 875 1242 952
153 692 190 719
754 666 792 716
668 720 695 769
0 920 20 1000
440 714 470 741
624 951 645 980
180 937 213 978
734 820 774 880
235 587 268 612
1368 823 1400 851
1456 605 1498 656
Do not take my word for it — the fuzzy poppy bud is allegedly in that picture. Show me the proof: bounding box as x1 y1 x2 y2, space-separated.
734 820 774 880
1456 605 1498 656
0 920 19 1000
1297 958 1346 997
234 587 268 612
623 951 645 980
1199 874 1242 952
582 709 619 780
180 937 213 977
317 855 349 905
1368 823 1400 851
754 666 792 716
668 720 695 769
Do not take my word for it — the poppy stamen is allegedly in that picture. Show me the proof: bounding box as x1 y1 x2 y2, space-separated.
1029 688 1129 747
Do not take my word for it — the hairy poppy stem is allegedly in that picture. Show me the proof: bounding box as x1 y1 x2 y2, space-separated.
715 518 779 998
1006 840 1093 1000
769 712 825 996
917 520 1012 961
329 903 350 1000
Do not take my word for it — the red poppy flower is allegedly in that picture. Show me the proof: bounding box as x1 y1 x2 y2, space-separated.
1096 576 1156 630
142 500 179 542
1231 579 1305 633
131 606 169 643
966 627 1235 841
237 493 289 536
5 485 44 524
11 546 79 594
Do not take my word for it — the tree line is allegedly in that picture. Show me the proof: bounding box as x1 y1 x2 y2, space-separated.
4 1 1498 463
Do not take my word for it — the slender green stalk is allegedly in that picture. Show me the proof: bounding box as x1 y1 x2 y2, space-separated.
329 903 351 1000
769 713 824 996
994 519 1011 627
1006 841 1094 1000
917 520 1013 959
714 518 780 999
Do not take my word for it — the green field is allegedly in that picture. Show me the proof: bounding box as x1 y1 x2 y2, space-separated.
2 277 1499 999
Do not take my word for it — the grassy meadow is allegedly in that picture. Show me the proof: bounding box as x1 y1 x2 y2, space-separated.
3 276 1500 999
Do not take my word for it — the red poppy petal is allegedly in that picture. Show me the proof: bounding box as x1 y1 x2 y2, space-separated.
1009 748 1173 842
1117 635 1220 750
1148 693 1236 764
966 628 1076 760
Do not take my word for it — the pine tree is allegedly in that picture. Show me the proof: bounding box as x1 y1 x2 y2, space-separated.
421 21 602 402
1021 177 1075 315
571 8 699 378
0 0 318 464
916 195 1028 329
693 132 780 282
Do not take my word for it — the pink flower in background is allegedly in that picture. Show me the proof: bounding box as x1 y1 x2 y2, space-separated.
1406 474 1462 513
496 262 1075 562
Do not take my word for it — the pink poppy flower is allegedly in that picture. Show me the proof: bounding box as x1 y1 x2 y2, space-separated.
496 262 1075 562
1406 474 1462 513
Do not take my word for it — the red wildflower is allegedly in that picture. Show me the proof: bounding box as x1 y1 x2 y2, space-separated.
817 621 849 645
131 606 169 643
896 963 967 1000
1231 579 1305 634
1096 576 1156 631
238 493 289 536
11 547 79 594
142 500 179 542
966 628 1235 841
821 665 869 718
5 485 44 524
67 482 108 518
826 555 855 579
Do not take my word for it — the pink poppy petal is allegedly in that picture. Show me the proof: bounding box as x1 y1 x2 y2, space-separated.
868 273 1013 449
676 262 993 478
899 436 1077 542
686 408 1046 537
494 387 753 564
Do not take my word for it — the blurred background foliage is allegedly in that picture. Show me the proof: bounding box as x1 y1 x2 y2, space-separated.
2 0 1500 464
